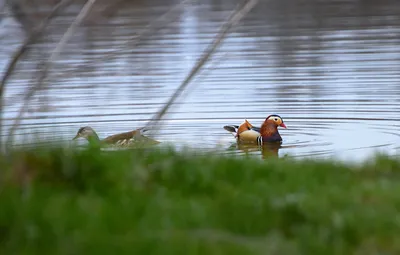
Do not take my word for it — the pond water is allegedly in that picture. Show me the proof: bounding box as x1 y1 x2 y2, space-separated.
1 0 400 161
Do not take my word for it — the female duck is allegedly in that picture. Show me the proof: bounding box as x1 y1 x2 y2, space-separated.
72 126 159 147
224 114 286 145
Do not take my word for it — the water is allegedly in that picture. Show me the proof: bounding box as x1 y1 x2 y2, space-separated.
1 0 400 161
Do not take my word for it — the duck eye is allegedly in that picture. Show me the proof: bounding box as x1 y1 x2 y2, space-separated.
274 118 278 121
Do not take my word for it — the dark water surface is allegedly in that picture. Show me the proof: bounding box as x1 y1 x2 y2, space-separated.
1 0 400 161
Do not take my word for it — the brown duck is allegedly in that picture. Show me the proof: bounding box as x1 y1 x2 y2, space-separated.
72 126 160 147
224 114 287 145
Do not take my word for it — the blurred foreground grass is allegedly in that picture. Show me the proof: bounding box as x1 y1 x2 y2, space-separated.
1 145 400 254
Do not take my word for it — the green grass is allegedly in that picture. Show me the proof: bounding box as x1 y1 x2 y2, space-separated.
1 145 400 254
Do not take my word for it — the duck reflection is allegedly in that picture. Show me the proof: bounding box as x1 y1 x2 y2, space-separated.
228 141 282 158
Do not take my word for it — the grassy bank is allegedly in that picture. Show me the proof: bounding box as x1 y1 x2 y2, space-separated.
1 145 400 254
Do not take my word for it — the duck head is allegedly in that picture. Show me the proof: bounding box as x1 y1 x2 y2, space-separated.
72 126 100 141
260 115 286 142
264 115 286 129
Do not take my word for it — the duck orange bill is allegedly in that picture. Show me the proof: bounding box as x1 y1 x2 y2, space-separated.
280 123 287 128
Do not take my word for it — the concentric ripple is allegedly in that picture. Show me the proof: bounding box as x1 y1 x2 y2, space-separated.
1 0 400 162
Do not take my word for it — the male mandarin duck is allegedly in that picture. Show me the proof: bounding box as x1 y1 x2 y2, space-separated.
224 114 287 145
72 126 160 147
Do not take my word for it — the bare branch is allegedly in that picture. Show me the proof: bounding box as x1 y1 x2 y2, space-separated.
145 0 259 133
0 0 74 150
0 0 73 99
49 0 193 80
5 0 98 149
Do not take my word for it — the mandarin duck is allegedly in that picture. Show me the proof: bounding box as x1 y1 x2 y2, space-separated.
224 114 287 145
72 126 160 147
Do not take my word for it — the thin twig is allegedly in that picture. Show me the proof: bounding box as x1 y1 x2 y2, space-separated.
176 51 230 104
0 0 74 150
5 0 98 149
49 0 193 80
144 0 259 133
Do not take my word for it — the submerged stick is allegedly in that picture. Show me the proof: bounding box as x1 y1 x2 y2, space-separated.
145 0 259 132
5 0 98 149
0 0 73 150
